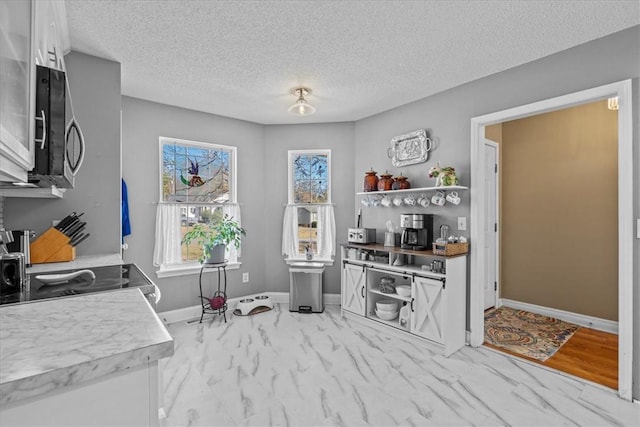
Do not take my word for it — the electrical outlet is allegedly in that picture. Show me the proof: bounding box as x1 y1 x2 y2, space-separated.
457 217 467 231
242 272 249 283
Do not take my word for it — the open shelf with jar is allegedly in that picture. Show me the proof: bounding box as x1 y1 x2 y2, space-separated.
356 185 468 196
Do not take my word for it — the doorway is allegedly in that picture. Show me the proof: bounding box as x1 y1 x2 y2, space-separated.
469 80 634 400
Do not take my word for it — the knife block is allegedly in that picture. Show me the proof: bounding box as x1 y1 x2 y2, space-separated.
30 228 77 264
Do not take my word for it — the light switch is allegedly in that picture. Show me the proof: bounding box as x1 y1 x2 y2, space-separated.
457 217 467 231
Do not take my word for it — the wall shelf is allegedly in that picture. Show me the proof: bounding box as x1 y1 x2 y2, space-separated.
0 185 65 198
356 185 468 196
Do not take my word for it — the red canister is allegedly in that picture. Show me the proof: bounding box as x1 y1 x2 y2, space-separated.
377 171 393 191
363 168 379 192
391 175 410 190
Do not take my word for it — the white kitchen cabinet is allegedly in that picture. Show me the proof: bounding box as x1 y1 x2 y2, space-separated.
1 361 160 427
340 243 467 356
342 261 366 316
33 0 70 71
0 0 69 184
0 0 35 182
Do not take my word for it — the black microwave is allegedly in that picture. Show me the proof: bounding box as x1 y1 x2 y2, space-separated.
29 65 74 188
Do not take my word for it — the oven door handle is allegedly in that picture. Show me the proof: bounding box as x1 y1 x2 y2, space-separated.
35 269 96 285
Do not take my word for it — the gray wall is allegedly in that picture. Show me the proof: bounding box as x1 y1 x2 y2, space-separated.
353 26 639 399
4 52 121 256
121 96 266 312
263 123 355 295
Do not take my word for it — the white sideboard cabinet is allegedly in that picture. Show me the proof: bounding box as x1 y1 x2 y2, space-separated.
340 243 467 356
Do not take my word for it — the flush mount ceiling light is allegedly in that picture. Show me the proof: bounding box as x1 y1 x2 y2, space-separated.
607 97 619 110
288 88 316 116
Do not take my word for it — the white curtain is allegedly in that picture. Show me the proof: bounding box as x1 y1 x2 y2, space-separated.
282 205 299 258
152 203 182 267
222 203 242 263
316 204 336 259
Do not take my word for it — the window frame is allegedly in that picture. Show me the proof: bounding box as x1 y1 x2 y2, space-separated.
287 149 332 261
158 136 237 204
156 137 239 276
287 149 331 204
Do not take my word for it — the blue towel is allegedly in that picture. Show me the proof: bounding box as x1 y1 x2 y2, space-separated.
122 179 131 242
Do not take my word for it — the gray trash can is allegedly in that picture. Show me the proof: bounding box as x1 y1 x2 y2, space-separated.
289 262 324 313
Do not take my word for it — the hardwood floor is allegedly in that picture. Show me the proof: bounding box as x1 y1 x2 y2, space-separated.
485 327 618 390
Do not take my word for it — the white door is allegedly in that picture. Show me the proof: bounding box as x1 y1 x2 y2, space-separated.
484 140 498 309
342 263 366 316
411 276 445 344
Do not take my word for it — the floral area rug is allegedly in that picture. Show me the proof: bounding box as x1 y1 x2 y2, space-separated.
484 306 580 361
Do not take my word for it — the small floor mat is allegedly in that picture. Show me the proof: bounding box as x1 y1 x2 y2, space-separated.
233 306 273 316
484 306 579 361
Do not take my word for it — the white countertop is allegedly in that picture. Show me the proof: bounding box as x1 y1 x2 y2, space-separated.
0 288 174 405
26 254 123 274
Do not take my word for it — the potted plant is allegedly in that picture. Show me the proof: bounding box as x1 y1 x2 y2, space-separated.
181 214 246 264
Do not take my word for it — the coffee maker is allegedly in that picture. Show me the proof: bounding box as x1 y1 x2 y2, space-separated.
400 214 433 250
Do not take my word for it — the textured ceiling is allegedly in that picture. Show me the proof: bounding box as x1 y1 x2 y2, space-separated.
65 1 639 124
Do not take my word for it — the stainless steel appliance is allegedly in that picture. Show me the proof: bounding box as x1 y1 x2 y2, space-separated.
400 214 433 250
29 65 84 188
1 253 26 294
0 263 158 309
348 228 376 244
6 230 34 267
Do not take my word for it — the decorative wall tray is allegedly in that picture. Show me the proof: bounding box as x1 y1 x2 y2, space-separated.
387 129 432 167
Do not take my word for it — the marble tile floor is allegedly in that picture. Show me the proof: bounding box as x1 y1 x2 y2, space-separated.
161 304 639 427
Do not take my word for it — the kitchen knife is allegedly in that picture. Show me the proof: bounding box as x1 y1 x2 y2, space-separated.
60 218 80 235
55 212 77 230
58 212 84 231
69 232 85 246
64 221 85 238
60 214 84 234
68 224 86 241
70 233 89 247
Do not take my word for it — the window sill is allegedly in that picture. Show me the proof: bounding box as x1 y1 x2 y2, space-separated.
156 262 241 278
285 258 334 267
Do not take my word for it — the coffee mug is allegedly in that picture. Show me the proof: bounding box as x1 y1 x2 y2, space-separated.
446 191 461 205
381 195 392 207
361 197 370 207
404 195 416 206
431 191 445 206
371 197 381 207
417 194 430 207
392 196 403 207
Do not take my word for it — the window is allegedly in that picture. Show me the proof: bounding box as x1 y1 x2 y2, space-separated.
287 150 331 257
156 137 238 270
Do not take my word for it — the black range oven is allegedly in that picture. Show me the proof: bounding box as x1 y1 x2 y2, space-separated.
0 263 157 309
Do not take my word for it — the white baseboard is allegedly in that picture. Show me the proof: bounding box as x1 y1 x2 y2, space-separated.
499 298 618 334
159 292 341 324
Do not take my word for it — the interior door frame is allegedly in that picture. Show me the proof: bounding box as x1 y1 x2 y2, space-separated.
469 80 634 400
484 139 500 310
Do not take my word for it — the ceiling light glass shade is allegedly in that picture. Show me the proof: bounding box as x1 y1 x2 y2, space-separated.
607 97 619 111
288 88 316 116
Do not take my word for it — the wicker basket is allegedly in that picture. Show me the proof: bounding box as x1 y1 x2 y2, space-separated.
432 241 469 256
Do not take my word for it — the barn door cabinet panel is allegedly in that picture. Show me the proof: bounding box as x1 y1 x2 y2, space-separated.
341 261 366 316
